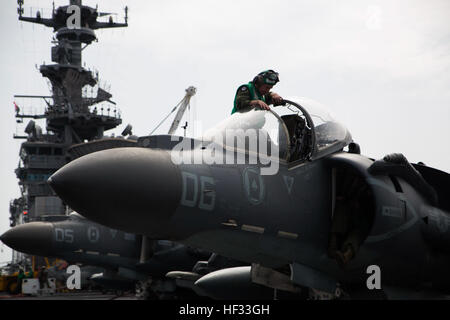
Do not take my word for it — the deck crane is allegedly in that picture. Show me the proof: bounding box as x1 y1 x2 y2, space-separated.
149 86 197 136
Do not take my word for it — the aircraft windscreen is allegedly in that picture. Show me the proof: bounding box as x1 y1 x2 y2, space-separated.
278 97 352 159
203 109 289 160
68 212 85 220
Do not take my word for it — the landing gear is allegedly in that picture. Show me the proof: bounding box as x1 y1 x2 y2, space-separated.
328 168 375 268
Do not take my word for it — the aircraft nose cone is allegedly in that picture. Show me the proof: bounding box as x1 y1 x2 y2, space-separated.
1 222 53 256
48 147 182 235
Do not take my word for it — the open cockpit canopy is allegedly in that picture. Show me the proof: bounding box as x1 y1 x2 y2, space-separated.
203 97 352 163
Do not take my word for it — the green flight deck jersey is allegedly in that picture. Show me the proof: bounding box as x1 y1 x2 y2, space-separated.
232 82 273 114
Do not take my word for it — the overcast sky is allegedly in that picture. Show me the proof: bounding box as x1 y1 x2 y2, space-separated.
0 0 449 263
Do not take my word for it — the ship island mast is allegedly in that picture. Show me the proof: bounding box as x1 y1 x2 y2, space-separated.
9 0 129 267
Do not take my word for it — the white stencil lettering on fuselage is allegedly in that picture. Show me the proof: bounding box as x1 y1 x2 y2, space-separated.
180 171 215 211
55 228 74 243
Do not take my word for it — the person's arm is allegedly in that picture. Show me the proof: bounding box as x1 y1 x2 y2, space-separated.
235 87 252 111
267 92 283 105
249 100 270 110
236 87 270 110
236 87 270 111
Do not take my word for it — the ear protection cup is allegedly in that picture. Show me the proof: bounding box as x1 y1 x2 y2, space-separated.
253 70 279 85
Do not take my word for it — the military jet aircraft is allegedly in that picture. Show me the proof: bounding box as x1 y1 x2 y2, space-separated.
48 98 450 299
1 212 211 298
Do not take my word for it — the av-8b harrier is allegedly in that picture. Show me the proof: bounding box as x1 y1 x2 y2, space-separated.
1 212 214 298
48 98 450 299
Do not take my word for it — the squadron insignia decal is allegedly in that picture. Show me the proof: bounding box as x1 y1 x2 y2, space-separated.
87 226 99 243
243 167 265 205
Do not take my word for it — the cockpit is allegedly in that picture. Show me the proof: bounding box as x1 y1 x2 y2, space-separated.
203 97 352 164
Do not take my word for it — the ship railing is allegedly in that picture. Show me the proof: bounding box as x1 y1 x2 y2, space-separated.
23 155 66 169
45 103 121 120
19 6 53 21
14 98 49 119
88 104 122 119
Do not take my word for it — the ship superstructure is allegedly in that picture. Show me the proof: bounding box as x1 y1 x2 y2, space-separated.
9 0 130 266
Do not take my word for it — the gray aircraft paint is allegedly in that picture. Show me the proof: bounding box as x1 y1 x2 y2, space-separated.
48 101 450 296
